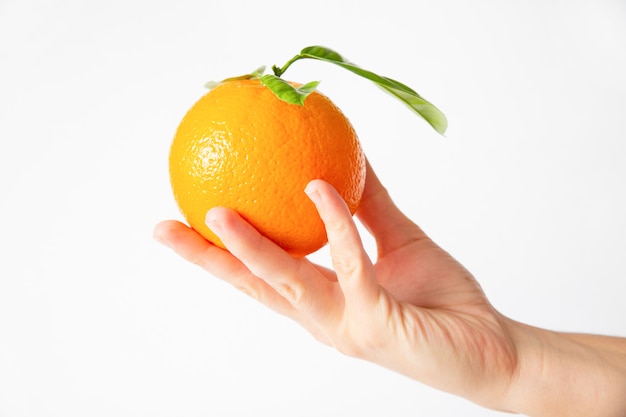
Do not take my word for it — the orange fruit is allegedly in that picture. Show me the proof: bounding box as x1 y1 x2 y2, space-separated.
169 78 366 257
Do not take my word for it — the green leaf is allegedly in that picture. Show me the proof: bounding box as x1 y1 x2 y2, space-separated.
275 46 448 135
204 66 266 90
260 74 320 105
300 45 345 62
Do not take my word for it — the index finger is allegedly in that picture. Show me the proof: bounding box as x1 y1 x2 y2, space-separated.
205 207 340 322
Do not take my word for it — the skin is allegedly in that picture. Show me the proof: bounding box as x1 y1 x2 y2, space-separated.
154 162 626 416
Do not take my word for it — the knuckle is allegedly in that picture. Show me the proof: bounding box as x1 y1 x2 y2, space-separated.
271 281 306 306
233 281 262 302
324 218 349 236
331 250 362 277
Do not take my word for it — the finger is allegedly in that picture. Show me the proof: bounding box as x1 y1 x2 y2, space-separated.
305 180 379 311
153 220 296 317
205 207 338 321
357 160 429 255
154 220 246 277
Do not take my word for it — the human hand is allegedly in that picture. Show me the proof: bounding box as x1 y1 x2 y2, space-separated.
154 162 626 416
153 162 518 410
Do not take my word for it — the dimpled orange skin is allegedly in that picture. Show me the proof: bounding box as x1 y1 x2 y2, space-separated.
169 79 366 257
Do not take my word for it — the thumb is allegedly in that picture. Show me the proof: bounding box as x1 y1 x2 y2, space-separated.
357 161 428 256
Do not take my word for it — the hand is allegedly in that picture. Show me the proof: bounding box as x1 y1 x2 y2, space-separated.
154 162 626 416
154 162 518 410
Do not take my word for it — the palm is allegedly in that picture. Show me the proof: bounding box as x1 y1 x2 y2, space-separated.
367 241 517 403
375 239 480 307
356 166 487 309
349 168 517 402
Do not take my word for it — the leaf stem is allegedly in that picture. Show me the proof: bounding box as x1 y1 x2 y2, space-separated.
272 54 303 77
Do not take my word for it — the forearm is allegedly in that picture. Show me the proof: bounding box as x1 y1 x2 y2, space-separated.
504 320 626 417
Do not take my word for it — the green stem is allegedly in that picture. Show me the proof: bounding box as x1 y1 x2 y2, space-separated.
272 54 304 77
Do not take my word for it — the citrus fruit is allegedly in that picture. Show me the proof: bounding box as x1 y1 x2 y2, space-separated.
169 78 366 257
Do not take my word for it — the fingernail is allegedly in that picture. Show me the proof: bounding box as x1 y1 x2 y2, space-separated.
205 210 224 238
304 182 321 203
153 230 171 247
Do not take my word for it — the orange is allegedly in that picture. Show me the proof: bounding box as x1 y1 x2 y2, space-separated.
169 78 366 257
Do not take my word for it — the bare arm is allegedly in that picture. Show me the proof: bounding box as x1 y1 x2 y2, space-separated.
505 323 626 417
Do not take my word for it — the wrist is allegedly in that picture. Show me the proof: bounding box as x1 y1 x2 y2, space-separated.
503 319 626 417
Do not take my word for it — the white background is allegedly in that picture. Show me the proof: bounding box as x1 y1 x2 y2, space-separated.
1 1 625 416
